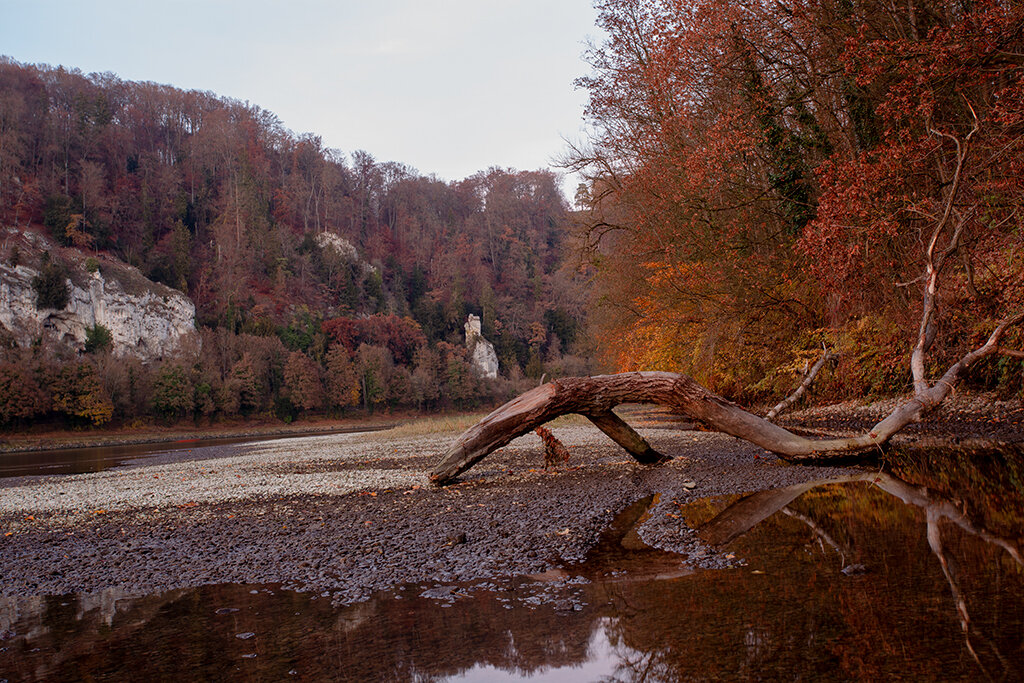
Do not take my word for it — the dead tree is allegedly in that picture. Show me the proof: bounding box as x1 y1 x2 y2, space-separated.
765 347 838 421
430 310 1020 484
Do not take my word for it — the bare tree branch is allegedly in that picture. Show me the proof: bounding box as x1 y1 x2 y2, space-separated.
765 346 838 421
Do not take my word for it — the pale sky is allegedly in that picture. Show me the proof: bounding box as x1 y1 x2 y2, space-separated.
1 0 600 190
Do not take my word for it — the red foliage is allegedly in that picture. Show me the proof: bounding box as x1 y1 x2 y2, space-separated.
0 362 48 423
534 426 571 468
322 314 427 365
573 0 1024 392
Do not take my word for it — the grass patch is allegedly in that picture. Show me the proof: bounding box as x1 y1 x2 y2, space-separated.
545 413 590 428
382 411 590 438
382 413 492 438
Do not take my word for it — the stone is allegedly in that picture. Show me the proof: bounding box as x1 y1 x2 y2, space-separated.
0 234 195 360
313 232 375 274
464 314 498 379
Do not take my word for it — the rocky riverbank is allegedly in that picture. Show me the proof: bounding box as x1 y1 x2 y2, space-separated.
3 393 1022 607
1 424 853 605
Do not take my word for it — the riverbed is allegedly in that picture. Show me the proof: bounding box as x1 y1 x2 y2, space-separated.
1 425 1021 680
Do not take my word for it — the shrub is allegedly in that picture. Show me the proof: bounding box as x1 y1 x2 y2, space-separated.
283 351 324 412
0 362 49 424
228 354 262 415
324 345 359 411
42 194 74 245
84 323 113 353
51 363 114 426
150 364 194 419
32 254 70 310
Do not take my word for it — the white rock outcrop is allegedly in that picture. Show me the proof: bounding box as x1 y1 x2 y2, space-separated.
0 258 195 360
314 231 376 274
464 314 499 379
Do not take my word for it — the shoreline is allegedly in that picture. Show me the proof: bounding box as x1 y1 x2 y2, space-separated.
0 414 409 455
2 397 1022 605
0 425 857 603
4 390 1021 455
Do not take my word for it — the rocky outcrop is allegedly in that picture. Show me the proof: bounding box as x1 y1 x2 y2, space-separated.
314 231 359 261
464 314 499 379
0 247 195 360
314 231 376 274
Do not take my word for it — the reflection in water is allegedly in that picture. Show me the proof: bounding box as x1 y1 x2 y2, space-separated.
1 451 1022 681
697 468 1023 678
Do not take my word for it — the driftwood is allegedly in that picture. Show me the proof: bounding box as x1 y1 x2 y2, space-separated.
430 371 873 484
430 373 673 484
430 310 1021 484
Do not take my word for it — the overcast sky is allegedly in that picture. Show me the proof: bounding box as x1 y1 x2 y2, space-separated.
1 0 601 192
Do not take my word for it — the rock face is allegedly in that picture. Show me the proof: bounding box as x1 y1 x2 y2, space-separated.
464 314 499 379
314 231 376 274
313 231 360 262
0 253 196 361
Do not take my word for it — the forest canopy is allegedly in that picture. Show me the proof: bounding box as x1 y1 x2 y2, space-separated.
0 58 590 426
2 0 1023 430
569 0 1024 402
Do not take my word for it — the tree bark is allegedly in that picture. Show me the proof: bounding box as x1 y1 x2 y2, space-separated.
585 410 669 464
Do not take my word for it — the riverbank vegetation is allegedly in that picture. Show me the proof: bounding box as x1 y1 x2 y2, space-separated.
0 58 593 430
569 0 1023 405
2 0 1023 437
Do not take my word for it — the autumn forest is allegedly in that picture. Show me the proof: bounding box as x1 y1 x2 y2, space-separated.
0 57 587 426
1 0 1023 431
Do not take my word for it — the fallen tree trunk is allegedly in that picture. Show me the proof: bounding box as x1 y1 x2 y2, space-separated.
430 372 868 484
430 312 1021 484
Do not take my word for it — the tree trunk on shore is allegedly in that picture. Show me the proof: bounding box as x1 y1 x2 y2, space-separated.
430 313 1022 484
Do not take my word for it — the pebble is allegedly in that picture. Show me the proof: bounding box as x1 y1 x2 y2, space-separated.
0 426 862 603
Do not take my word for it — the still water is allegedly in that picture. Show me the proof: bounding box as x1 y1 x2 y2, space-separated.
1 448 1022 681
0 427 385 479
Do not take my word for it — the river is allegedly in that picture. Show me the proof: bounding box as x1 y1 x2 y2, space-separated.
0 426 388 479
1 444 1020 680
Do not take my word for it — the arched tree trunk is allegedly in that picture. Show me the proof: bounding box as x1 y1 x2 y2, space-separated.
430 372 859 484
430 313 1021 484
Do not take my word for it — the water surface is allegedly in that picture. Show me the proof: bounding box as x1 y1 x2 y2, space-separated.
1 449 1021 681
0 426 385 479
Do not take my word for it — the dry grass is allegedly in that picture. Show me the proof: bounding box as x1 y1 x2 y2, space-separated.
382 411 590 438
545 413 590 428
382 413 492 438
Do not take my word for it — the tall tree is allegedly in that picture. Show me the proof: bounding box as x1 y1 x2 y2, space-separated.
570 0 1024 399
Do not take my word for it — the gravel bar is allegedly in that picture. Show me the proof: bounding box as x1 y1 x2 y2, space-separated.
0 426 855 604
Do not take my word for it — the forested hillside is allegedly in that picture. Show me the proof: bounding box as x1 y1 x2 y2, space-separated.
571 0 1023 403
0 59 589 427
4 0 1022 431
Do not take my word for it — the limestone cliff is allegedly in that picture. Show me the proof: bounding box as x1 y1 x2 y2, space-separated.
464 314 499 379
0 231 196 360
313 232 376 274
